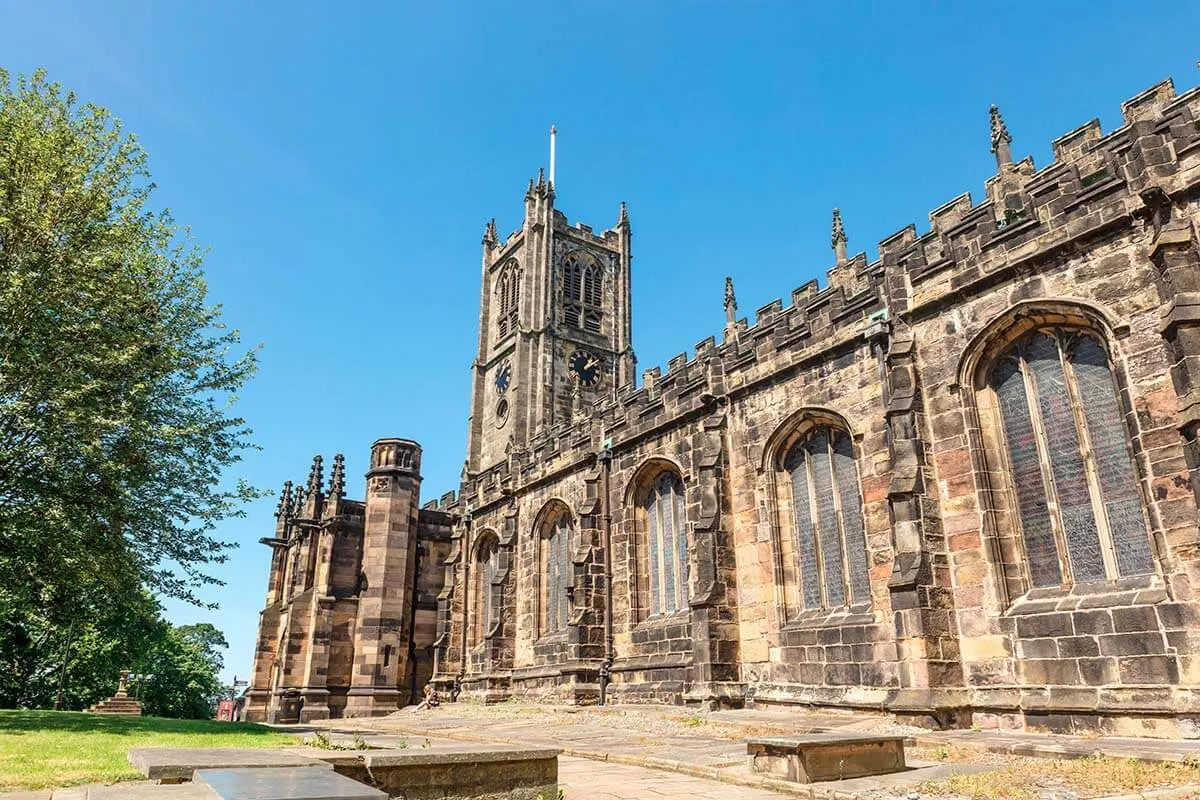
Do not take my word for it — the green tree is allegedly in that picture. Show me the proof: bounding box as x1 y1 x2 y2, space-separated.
138 622 226 719
0 69 260 709
176 623 229 674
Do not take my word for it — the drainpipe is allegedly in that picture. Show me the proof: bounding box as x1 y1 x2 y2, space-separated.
598 447 614 705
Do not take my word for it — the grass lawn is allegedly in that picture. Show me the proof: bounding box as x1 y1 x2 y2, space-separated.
0 709 297 792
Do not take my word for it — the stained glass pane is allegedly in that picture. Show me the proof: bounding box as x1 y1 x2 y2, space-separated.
1027 335 1105 582
993 355 1063 587
810 432 846 608
660 481 676 613
558 518 571 630
833 432 871 604
786 444 821 610
647 489 661 617
673 484 688 611
1071 338 1154 576
541 533 552 634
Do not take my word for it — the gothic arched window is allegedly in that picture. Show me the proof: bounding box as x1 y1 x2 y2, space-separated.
782 426 870 615
562 252 602 334
471 533 499 649
496 262 519 339
986 328 1153 587
538 509 573 636
636 469 688 620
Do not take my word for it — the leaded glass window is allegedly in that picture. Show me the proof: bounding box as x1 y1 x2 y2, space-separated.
562 253 602 334
643 471 688 617
472 535 499 648
539 511 573 636
783 427 870 614
988 329 1153 587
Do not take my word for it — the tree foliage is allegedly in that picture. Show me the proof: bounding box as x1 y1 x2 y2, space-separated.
0 588 227 719
0 69 259 711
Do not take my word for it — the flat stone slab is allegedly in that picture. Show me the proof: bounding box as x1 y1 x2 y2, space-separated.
352 744 561 768
128 749 330 782
746 733 907 783
195 768 384 800
747 733 906 747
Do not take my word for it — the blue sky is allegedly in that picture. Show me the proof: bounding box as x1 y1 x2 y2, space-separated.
3 0 1197 684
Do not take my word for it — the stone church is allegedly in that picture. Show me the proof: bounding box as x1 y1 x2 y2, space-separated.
246 75 1200 737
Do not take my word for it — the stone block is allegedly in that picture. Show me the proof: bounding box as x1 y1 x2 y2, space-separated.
331 746 560 800
746 734 906 783
1118 655 1180 684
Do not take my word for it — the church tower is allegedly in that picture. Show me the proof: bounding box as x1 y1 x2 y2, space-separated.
465 164 634 473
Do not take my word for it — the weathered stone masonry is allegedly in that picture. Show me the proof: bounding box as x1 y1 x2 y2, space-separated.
249 76 1200 737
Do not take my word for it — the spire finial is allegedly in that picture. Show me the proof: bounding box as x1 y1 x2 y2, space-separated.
537 167 545 191
990 104 1013 167
618 200 628 226
329 453 345 499
306 454 324 497
275 480 294 519
483 217 498 246
290 479 306 517
724 276 738 325
831 208 848 266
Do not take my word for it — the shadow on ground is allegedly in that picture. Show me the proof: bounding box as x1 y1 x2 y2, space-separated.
0 710 277 737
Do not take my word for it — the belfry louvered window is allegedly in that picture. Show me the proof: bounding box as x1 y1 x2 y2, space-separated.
989 329 1153 587
784 428 870 613
496 263 519 339
539 511 573 636
471 534 499 648
562 253 602 334
644 471 688 618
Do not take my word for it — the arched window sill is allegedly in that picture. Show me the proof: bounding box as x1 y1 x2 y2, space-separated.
782 604 874 630
1005 573 1164 616
534 630 569 646
632 608 690 632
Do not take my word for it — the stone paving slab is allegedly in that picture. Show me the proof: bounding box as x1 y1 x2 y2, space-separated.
83 781 220 799
195 768 383 800
559 755 788 800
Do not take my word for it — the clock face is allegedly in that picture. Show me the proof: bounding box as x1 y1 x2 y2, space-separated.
494 362 511 393
570 349 601 387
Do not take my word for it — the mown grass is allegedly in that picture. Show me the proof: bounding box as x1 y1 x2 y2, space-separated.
0 709 296 791
913 745 1200 800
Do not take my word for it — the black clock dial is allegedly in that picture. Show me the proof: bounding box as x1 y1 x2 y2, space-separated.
570 349 601 387
495 362 511 393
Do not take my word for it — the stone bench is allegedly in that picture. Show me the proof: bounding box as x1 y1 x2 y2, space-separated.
745 734 907 783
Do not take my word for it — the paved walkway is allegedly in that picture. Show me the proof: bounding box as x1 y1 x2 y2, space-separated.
559 756 787 800
313 704 1200 798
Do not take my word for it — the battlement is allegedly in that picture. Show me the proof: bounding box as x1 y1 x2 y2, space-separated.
458 74 1200 514
552 209 623 246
